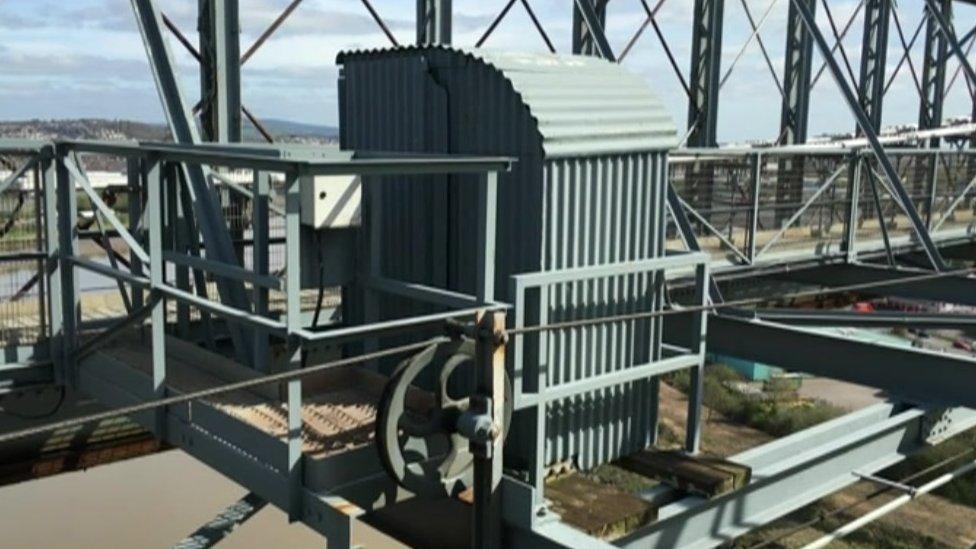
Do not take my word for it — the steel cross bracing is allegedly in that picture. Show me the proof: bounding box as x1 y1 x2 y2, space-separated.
5 1 976 549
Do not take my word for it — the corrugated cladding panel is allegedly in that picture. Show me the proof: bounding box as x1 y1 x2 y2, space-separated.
338 47 674 472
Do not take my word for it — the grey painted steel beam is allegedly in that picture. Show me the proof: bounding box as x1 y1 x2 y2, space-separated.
174 493 266 549
789 0 946 271
40 149 64 384
667 184 724 301
613 402 976 548
571 0 608 56
130 0 253 365
75 354 359 547
667 313 976 409
754 308 976 328
780 0 816 145
772 263 976 306
198 0 242 143
0 362 55 393
416 0 451 45
856 0 891 134
918 0 951 145
687 0 725 147
925 0 976 94
53 146 79 385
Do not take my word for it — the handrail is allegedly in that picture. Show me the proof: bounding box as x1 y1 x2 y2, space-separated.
56 139 515 175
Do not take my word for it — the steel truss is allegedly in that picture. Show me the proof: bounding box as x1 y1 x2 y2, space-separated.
4 1 976 548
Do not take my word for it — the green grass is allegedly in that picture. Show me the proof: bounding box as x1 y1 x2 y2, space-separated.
668 364 845 437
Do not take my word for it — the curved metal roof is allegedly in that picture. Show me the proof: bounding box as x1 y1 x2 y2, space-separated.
337 46 678 157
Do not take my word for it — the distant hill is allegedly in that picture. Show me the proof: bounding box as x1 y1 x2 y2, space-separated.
0 119 170 142
0 118 339 144
0 118 339 170
255 118 339 139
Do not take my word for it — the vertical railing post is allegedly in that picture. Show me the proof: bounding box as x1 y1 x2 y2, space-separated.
146 155 167 436
284 169 305 521
41 147 64 384
167 163 190 337
362 173 384 371
925 151 940 228
476 171 498 303
472 309 506 549
32 161 47 344
844 153 862 263
684 261 709 455
53 144 78 385
252 171 270 372
127 157 144 312
531 287 549 507
748 153 762 263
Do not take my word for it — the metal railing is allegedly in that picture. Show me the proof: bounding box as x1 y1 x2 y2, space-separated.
669 147 976 268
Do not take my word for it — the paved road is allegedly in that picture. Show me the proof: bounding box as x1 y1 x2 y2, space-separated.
798 377 886 411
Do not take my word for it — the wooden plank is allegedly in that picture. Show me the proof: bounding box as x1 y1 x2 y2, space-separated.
616 450 751 499
544 473 657 540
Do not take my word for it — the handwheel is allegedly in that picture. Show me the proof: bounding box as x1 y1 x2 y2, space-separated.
376 339 512 498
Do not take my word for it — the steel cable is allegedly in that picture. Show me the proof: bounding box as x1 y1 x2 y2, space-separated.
507 265 976 336
5 264 976 445
0 336 448 445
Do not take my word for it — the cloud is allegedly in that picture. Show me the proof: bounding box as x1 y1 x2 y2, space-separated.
0 0 962 140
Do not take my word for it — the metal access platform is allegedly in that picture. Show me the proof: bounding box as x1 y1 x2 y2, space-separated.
1 135 976 548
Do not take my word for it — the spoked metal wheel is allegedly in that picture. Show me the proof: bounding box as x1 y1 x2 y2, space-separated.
376 339 512 498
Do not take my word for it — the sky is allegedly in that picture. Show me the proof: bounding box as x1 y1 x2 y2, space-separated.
0 0 973 143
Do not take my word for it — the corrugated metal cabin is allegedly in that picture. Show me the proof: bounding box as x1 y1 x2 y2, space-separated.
338 46 680 472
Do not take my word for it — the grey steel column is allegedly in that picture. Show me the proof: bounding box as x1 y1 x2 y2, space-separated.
131 0 254 365
284 171 305 521
126 158 144 312
198 0 242 143
857 0 892 135
572 0 607 56
924 0 976 151
416 0 451 45
252 171 270 372
686 0 724 147
780 0 815 145
147 156 167 436
776 0 815 225
918 0 951 146
53 145 79 385
42 149 64 384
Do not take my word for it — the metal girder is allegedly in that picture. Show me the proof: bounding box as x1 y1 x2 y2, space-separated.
686 0 725 147
925 0 976 95
789 0 947 271
772 263 976 306
198 0 242 143
776 0 816 225
613 402 976 548
417 0 451 45
754 308 976 328
780 0 816 145
572 0 614 60
667 184 724 302
919 0 951 146
0 362 54 393
175 493 267 549
667 313 976 409
130 0 254 365
856 0 892 134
